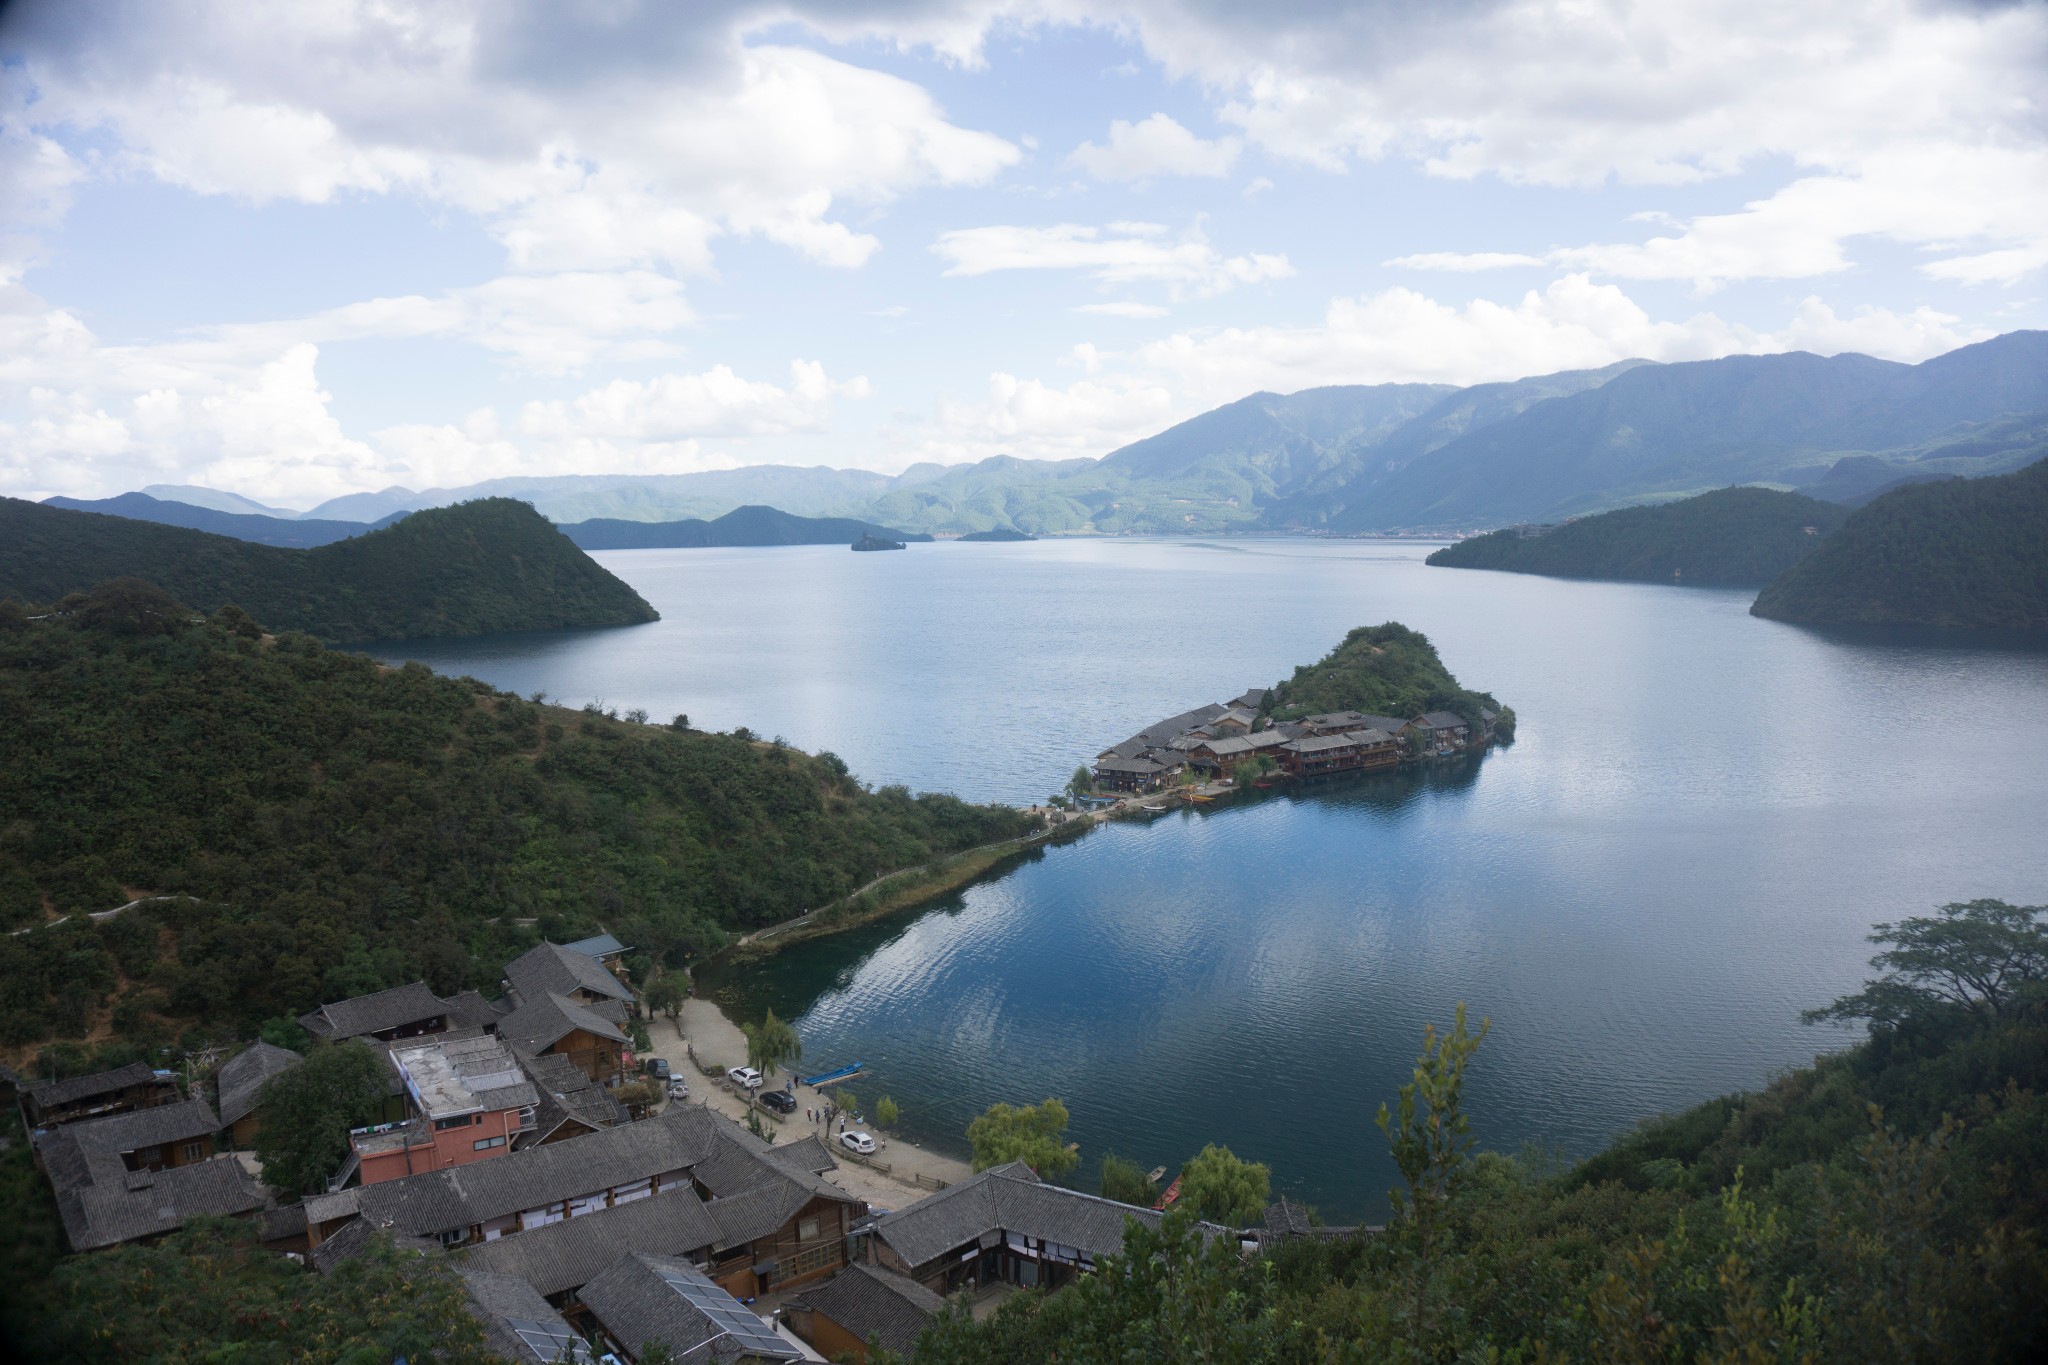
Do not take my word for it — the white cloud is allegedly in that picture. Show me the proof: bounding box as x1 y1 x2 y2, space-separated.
1069 113 1241 181
519 361 869 443
932 221 1292 297
884 369 1181 466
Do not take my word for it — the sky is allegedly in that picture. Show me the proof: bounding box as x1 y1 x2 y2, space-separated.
1 0 2044 509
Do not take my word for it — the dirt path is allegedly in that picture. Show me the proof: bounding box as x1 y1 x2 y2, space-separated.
645 997 971 1214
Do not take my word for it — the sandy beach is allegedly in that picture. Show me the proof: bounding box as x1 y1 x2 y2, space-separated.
642 995 972 1215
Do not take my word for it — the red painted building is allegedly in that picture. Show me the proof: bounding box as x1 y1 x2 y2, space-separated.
354 1034 538 1184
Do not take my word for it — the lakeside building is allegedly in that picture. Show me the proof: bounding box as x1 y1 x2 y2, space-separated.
1278 727 1403 778
352 1033 540 1185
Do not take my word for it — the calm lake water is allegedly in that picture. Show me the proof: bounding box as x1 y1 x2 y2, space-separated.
381 538 2048 1219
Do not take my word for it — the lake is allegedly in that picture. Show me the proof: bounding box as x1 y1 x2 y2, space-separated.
380 538 2048 1219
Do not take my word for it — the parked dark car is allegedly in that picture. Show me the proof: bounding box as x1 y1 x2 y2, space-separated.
645 1057 670 1080
759 1089 796 1114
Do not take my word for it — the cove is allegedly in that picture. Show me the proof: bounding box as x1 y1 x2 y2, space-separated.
382 538 2048 1220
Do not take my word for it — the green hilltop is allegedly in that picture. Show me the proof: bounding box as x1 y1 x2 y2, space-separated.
1752 457 2048 630
0 496 657 643
1267 622 1510 736
1427 486 1852 586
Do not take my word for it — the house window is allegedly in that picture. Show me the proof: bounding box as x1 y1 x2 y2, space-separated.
434 1116 470 1131
182 1141 204 1161
473 1135 506 1152
798 1217 820 1242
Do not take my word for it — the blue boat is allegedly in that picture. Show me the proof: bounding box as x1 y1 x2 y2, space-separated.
798 1062 866 1087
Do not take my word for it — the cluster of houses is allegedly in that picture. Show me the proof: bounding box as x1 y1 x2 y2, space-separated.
1090 687 1497 795
9 930 1349 1362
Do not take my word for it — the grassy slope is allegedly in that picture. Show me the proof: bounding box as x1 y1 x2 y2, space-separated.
0 496 658 643
1427 486 1851 586
1266 622 1509 733
1752 457 2048 629
0 586 1036 1049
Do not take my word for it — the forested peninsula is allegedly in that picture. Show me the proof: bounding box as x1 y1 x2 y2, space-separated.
1427 486 1850 586
1267 622 1512 737
0 580 1036 1046
559 503 931 550
0 497 657 643
1752 457 2048 630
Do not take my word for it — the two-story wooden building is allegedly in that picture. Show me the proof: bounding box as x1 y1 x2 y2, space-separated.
19 1060 182 1130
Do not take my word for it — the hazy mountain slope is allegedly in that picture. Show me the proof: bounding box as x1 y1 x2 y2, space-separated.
1099 384 1451 483
1750 457 2048 630
0 497 657 642
1348 331 2048 527
42 492 402 548
1801 413 2048 506
561 504 930 548
1427 487 1850 585
301 467 898 525
1293 361 1649 528
139 484 301 517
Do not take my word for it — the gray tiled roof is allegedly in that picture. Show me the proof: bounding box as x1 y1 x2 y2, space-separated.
298 981 450 1040
55 1154 269 1251
499 991 628 1057
459 1187 723 1297
40 1095 224 1194
1283 733 1358 754
581 1253 802 1363
1342 728 1400 747
355 1104 732 1237
873 1163 1218 1271
1302 710 1371 730
788 1263 945 1359
517 1053 621 1143
310 1216 442 1274
22 1060 165 1109
1358 715 1412 735
561 932 628 959
506 942 634 1005
216 1042 302 1127
456 1267 596 1363
705 1175 819 1248
1419 711 1468 729
443 989 507 1031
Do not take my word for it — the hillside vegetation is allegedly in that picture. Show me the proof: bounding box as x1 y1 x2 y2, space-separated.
0 581 1035 1049
560 504 930 549
1428 486 1851 585
1752 457 2048 630
1266 622 1510 736
0 497 656 643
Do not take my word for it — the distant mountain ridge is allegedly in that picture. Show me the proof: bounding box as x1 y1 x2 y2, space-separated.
44 492 407 548
0 498 657 643
101 330 2047 536
560 505 930 549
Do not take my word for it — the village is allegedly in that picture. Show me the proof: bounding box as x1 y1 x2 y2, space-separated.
5 931 1344 1363
1083 687 1501 802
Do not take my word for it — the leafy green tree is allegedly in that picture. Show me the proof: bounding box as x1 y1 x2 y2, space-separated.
1804 898 2048 1027
743 1008 802 1079
1180 1143 1271 1225
644 974 685 1037
1099 1151 1157 1207
252 1042 388 1197
1068 765 1095 798
966 1098 1078 1175
875 1095 901 1130
1376 1001 1489 1341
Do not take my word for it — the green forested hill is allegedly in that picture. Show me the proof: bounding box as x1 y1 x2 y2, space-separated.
0 583 1035 1045
0 497 657 643
1267 622 1510 735
560 503 930 549
1427 486 1850 585
1752 458 2048 629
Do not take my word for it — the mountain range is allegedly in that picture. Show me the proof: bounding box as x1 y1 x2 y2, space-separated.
81 330 2048 536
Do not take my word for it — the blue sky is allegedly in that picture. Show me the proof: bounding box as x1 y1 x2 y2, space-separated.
2 0 2043 508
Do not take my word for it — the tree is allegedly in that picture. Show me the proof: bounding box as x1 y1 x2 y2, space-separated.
1179 1143 1271 1225
1804 898 2048 1027
1099 1151 1157 1207
966 1098 1078 1176
252 1042 388 1197
644 974 685 1037
1376 1001 1489 1342
876 1095 901 1131
1067 765 1095 799
743 1008 801 1078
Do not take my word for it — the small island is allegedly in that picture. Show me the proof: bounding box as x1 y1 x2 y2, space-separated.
851 533 906 552
1079 622 1511 799
958 528 1037 542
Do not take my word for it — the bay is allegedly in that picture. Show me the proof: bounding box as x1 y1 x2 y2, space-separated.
381 538 2048 1219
